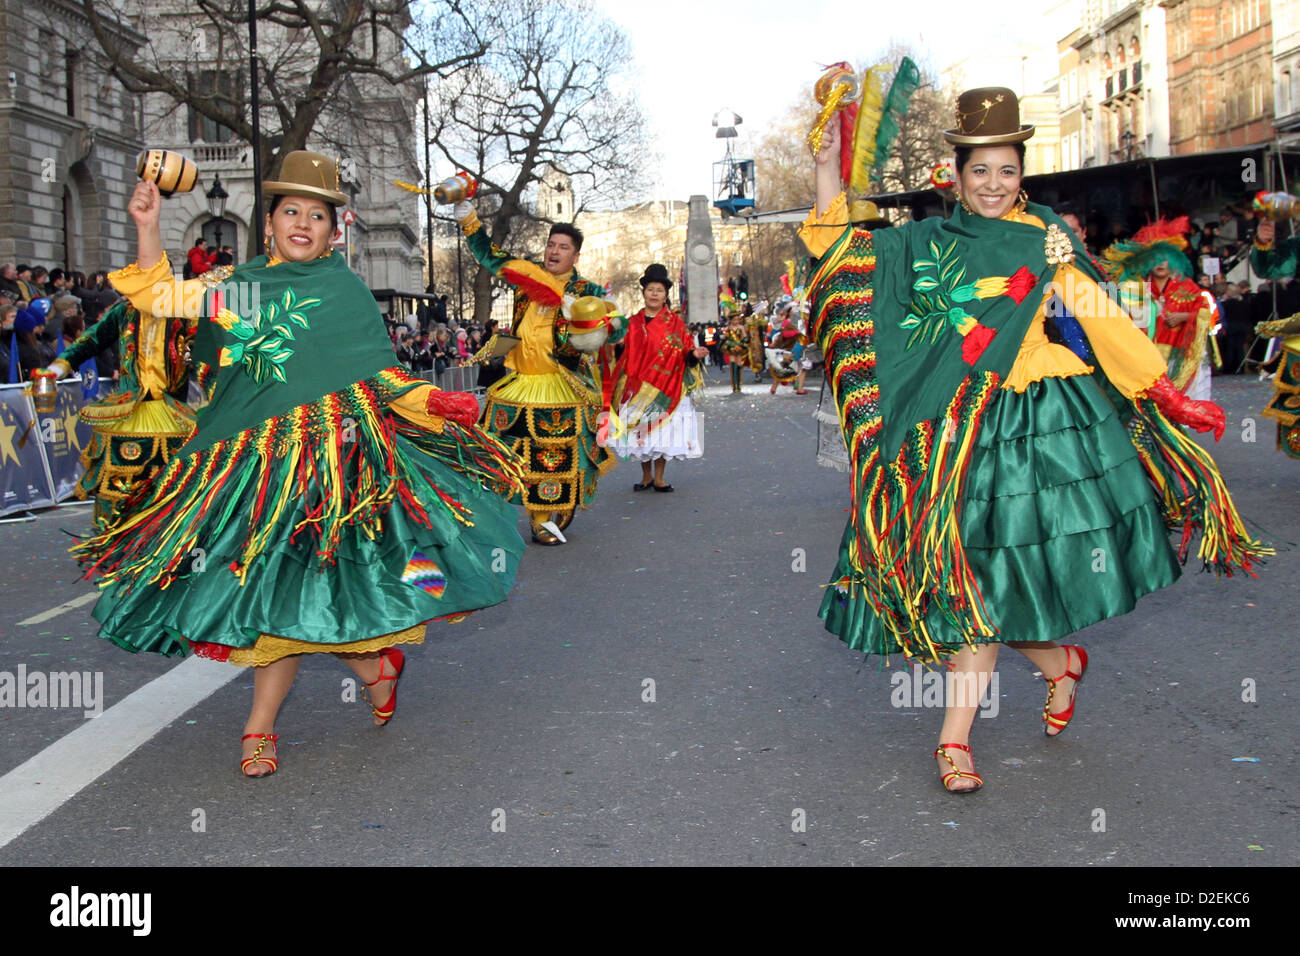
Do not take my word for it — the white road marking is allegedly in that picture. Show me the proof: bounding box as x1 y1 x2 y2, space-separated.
0 656 238 851
16 592 100 626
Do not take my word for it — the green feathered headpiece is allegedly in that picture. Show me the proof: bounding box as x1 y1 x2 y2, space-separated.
1101 216 1194 282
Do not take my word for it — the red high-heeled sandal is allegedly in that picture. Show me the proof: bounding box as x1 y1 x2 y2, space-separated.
360 647 405 725
240 733 279 778
1043 645 1089 737
933 742 983 794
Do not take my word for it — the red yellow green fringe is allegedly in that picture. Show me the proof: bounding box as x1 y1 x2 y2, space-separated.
1128 399 1272 575
75 378 523 594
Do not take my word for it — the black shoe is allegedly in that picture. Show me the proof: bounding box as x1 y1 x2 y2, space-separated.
652 484 674 493
633 482 652 491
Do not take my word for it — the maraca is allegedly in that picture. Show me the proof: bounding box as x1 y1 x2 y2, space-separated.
1252 191 1300 221
30 368 58 414
566 295 610 353
808 61 860 157
136 149 198 197
433 172 478 204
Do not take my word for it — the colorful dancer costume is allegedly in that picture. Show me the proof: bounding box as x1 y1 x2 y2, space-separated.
48 298 202 526
803 96 1266 668
75 154 525 667
720 318 750 392
1250 221 1300 458
456 204 624 544
603 265 704 465
1102 218 1213 400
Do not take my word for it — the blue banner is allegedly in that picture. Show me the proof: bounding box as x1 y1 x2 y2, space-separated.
0 384 56 517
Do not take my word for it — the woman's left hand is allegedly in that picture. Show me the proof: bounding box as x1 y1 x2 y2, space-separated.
692 346 709 359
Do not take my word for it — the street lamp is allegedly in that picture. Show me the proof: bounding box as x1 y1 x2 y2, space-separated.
206 173 229 249
1120 129 1135 161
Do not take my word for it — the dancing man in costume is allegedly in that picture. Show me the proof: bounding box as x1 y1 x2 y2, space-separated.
1250 213 1300 458
448 192 624 545
38 295 210 528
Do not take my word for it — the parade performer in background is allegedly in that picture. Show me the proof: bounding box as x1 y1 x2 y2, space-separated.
1102 218 1213 400
603 264 707 491
75 152 525 777
1250 213 1300 458
803 81 1266 794
39 299 199 527
720 312 750 393
766 317 802 394
745 303 768 382
448 188 624 545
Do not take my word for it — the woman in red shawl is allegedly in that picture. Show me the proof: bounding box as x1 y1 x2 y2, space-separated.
603 264 708 491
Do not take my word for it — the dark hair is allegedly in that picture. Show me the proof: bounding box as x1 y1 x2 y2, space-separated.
49 269 65 284
548 222 583 252
193 237 207 247
953 142 1026 173
1055 201 1083 224
268 194 340 232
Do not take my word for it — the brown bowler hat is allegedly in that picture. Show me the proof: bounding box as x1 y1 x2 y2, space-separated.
262 150 348 206
943 88 1034 146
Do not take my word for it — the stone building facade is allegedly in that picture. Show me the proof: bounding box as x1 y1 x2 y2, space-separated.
1271 0 1300 142
1068 0 1172 167
117 1 424 288
0 0 144 273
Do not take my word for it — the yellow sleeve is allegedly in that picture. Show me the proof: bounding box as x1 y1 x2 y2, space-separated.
386 383 446 433
108 252 208 319
1062 263 1165 397
798 191 850 259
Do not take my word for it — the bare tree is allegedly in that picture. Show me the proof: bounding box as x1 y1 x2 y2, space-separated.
426 0 649 325
77 0 489 253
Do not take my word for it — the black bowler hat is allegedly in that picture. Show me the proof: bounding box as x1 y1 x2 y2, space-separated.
639 263 673 290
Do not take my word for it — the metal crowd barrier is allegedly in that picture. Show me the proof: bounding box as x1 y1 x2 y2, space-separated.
404 364 484 396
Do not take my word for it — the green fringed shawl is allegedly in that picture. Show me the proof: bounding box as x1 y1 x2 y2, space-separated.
809 202 1268 663
185 252 398 454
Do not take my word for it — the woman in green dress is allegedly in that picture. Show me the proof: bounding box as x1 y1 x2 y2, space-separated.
803 88 1265 793
77 153 526 777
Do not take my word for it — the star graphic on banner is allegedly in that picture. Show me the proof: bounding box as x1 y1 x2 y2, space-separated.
0 403 21 467
60 401 83 455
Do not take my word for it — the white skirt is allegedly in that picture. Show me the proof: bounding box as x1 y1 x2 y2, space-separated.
608 395 703 461
1188 360 1211 402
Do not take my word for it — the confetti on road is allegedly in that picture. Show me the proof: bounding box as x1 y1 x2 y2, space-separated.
1231 757 1260 763
942 821 959 827
1247 845 1264 851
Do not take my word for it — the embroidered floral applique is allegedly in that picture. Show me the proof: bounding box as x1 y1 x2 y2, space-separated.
218 288 320 383
902 239 1039 365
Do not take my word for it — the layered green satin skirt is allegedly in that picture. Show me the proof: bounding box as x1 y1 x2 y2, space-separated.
86 420 525 659
820 374 1181 654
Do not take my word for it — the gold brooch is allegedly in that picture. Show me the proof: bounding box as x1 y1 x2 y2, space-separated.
1045 224 1075 266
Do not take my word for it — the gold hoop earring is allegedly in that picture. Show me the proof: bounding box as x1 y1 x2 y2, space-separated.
1014 189 1029 214
957 191 975 216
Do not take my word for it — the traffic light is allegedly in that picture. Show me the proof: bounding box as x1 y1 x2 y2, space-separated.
737 272 749 300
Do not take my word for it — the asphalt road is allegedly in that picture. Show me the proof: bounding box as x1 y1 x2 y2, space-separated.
0 368 1294 867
